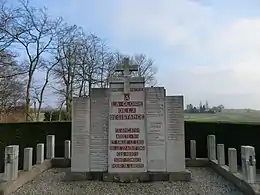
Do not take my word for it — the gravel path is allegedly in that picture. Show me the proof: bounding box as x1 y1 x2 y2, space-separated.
12 168 243 195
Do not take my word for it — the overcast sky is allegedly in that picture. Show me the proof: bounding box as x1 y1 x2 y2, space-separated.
15 0 260 109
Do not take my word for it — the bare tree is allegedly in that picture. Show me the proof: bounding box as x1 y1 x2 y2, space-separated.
52 25 82 119
112 52 157 86
75 34 107 96
0 51 25 120
0 0 62 120
131 54 157 86
31 58 60 121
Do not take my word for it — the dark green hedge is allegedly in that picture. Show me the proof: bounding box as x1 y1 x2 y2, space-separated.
185 121 260 167
0 121 260 172
0 122 71 172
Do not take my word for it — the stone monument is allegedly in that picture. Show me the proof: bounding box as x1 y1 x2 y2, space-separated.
71 58 191 181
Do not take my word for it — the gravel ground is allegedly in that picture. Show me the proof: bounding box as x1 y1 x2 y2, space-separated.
12 167 243 195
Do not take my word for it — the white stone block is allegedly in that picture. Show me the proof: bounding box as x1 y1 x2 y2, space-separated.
36 143 44 164
207 135 216 160
217 144 225 165
64 140 71 159
244 146 256 184
71 97 90 172
228 148 237 173
90 89 109 172
166 96 185 172
241 146 247 179
46 135 55 159
23 147 33 171
4 145 19 181
146 87 166 172
190 140 196 160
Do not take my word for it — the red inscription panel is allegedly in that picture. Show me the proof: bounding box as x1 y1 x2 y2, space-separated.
109 86 146 172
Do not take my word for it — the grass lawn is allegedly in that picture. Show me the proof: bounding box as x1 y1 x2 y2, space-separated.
184 111 260 123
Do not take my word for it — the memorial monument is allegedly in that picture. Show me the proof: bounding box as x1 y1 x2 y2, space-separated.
71 58 191 182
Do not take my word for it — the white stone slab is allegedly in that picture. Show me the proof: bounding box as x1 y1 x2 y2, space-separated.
90 88 109 171
71 97 90 172
165 96 185 172
36 143 44 164
108 81 147 173
145 87 166 172
64 140 71 159
46 135 55 159
4 145 19 181
228 148 237 173
23 147 33 171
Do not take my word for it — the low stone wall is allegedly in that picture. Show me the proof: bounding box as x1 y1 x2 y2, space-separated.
1 134 260 195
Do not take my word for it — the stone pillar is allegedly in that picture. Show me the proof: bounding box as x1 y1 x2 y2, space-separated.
241 146 247 179
245 146 256 184
46 135 55 159
207 135 216 160
228 148 237 173
217 144 225 165
64 140 71 159
190 140 196 160
4 145 19 181
23 147 33 171
36 143 44 164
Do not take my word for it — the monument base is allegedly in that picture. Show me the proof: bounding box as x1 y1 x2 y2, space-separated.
169 170 191 181
65 169 191 182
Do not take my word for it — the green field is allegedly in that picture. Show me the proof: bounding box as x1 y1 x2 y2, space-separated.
184 111 260 123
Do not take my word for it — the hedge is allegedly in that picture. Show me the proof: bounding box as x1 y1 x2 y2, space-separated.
0 122 70 172
0 121 259 172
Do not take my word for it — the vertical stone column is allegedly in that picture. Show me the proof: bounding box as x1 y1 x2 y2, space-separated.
36 143 44 164
245 146 256 184
241 146 247 179
190 140 196 160
207 135 216 160
217 144 225 165
46 135 55 159
23 147 33 171
228 148 237 173
64 140 71 159
4 145 19 181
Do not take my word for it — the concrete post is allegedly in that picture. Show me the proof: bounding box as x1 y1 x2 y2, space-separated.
217 144 225 165
46 135 55 159
64 140 71 159
241 146 247 180
207 135 216 160
245 146 256 184
228 148 237 173
4 145 19 181
190 140 196 160
23 147 33 171
36 143 44 164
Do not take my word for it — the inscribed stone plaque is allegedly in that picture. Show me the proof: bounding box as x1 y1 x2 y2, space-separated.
90 88 109 171
145 87 166 172
71 97 90 172
108 80 147 173
165 96 185 172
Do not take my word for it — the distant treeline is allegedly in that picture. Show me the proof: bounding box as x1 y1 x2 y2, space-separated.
185 101 224 113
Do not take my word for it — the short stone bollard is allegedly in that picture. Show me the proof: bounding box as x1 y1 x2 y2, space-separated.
207 135 216 160
245 146 256 184
46 135 55 159
64 140 71 159
217 144 225 165
228 148 237 173
241 146 247 179
36 143 44 164
190 140 196 160
23 147 33 171
4 145 19 181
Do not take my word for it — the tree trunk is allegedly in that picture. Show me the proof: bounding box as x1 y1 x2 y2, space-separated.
25 78 32 121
